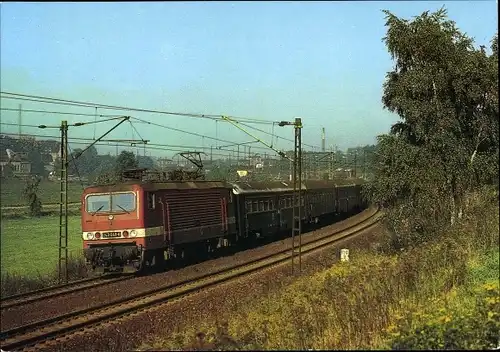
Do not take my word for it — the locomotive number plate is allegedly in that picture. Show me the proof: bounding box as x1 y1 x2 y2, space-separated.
103 232 121 238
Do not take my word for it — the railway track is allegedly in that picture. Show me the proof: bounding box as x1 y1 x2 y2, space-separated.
0 275 131 310
0 208 382 351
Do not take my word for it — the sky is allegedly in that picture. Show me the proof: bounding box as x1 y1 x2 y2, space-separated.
0 1 498 158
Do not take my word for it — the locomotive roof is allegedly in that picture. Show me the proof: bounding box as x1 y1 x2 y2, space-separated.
84 180 230 193
138 180 229 191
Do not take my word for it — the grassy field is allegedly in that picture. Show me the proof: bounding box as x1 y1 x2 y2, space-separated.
0 215 83 276
1 179 85 207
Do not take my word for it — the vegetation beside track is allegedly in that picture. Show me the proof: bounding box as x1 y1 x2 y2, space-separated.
0 179 85 207
139 202 498 351
0 215 87 298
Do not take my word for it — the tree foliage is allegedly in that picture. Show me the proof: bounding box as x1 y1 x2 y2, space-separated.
366 7 498 249
22 176 42 216
68 146 98 176
115 151 138 174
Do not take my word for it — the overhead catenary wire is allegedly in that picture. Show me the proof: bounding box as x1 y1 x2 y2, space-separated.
0 91 313 127
0 91 275 124
128 120 147 144
0 107 124 118
0 131 259 159
1 91 323 154
65 140 249 159
1 119 279 153
129 117 278 152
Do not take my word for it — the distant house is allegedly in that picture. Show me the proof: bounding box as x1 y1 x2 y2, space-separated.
0 150 32 177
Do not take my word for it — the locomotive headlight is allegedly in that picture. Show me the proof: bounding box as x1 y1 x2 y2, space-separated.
87 232 94 240
130 230 137 238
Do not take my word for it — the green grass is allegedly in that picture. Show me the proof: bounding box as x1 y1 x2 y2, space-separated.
383 249 500 350
467 248 500 286
0 179 85 207
0 215 83 276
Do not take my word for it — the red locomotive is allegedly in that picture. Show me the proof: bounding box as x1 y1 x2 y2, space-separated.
81 176 363 273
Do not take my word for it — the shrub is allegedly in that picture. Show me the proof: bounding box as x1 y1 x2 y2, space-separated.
1 253 88 298
388 282 500 350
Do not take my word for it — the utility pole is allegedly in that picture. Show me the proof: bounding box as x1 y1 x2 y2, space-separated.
40 116 131 284
363 149 366 179
18 104 22 137
329 145 334 180
278 118 302 275
219 115 302 272
292 118 302 273
248 146 251 168
59 121 69 284
321 127 325 153
354 150 357 178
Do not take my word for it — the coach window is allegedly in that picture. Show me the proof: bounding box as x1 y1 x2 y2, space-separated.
259 201 264 212
147 192 156 210
270 200 274 210
253 201 258 212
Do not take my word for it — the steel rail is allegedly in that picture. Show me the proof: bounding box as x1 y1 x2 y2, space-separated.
0 208 382 351
0 275 131 310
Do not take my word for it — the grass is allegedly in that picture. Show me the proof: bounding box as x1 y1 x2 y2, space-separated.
138 202 499 351
0 215 83 276
384 249 500 350
0 179 85 207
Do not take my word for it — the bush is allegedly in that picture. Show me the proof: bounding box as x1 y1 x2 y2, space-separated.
1 253 88 298
388 282 500 350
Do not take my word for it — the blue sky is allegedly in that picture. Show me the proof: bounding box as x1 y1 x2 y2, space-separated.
0 1 497 157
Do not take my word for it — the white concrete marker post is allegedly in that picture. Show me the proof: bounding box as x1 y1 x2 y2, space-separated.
340 248 349 262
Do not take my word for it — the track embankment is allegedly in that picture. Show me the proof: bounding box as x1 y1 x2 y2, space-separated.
0 207 382 351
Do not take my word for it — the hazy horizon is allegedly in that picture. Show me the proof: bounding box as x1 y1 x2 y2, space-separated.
1 1 497 158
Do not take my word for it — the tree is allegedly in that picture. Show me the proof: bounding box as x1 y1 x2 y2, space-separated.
115 151 138 175
68 146 99 177
23 176 42 216
1 163 15 179
137 155 155 169
366 8 498 248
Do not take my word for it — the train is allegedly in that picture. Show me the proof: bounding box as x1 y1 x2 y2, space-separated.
81 175 365 273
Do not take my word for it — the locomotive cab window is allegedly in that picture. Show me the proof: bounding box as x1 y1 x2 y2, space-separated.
147 192 156 210
86 192 136 213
